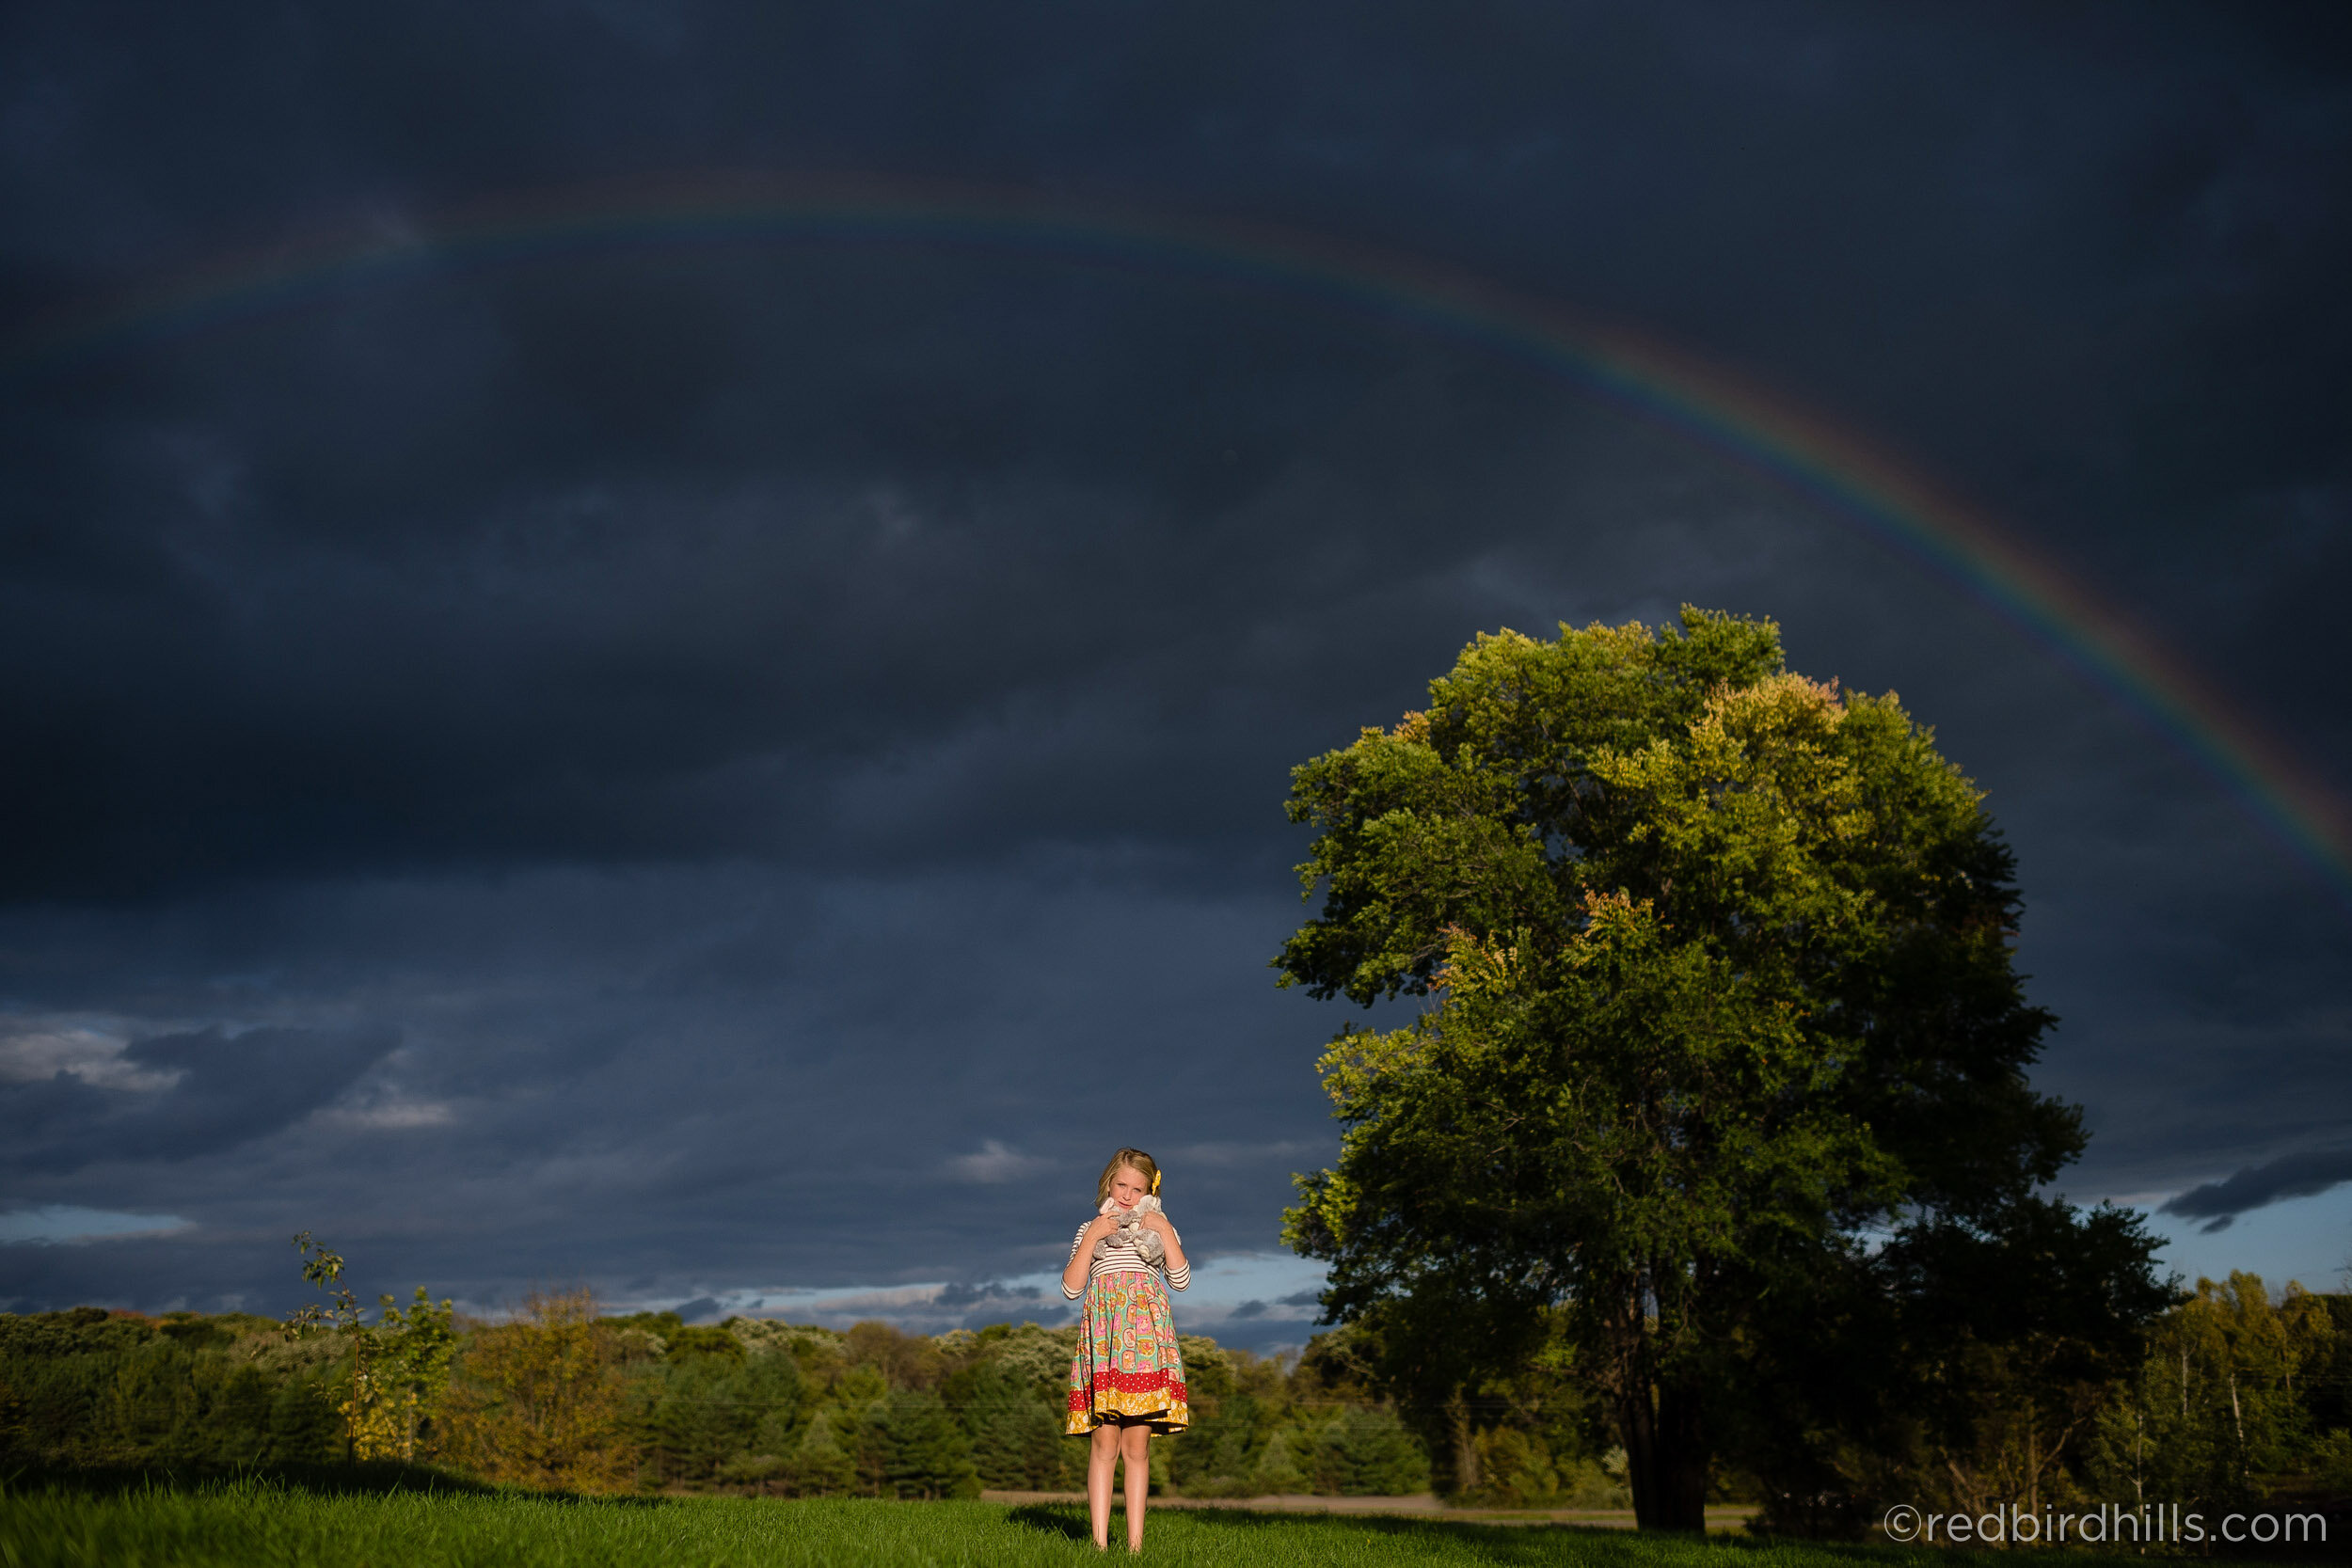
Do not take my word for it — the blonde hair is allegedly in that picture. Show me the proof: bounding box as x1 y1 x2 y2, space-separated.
1097 1148 1161 1203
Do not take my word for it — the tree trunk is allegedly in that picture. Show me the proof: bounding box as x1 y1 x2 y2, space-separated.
1605 1270 1709 1533
1448 1393 1479 1494
1619 1370 1708 1530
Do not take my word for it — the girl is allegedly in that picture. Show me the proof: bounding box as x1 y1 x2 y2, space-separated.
1060 1148 1188 1553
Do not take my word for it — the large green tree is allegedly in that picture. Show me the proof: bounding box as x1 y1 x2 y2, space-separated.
1277 610 2164 1531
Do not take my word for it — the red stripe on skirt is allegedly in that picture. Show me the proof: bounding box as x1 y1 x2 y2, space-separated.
1067 1373 1188 1410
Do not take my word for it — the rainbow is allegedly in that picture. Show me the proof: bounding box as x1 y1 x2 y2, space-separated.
9 172 2347 909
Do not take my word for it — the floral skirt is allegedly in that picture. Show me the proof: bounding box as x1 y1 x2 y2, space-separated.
1066 1269 1188 1434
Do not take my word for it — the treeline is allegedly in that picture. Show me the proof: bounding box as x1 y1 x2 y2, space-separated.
1345 1270 2352 1527
0 1307 348 1469
2077 1276 2352 1517
8 1271 2345 1522
0 1292 1424 1499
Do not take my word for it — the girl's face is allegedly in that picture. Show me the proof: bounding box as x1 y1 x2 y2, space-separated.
1106 1165 1150 1211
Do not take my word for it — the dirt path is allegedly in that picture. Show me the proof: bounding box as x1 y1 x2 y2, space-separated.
980 1492 1757 1530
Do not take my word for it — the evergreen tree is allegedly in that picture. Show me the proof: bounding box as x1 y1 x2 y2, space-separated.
1312 1407 1430 1496
786 1406 858 1497
859 1389 978 1498
204 1364 277 1465
946 1358 1060 1490
1252 1426 1308 1494
264 1365 343 1465
637 1338 803 1486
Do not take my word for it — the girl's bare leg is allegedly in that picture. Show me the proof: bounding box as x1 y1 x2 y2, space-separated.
1120 1423 1152 1551
1087 1422 1120 1548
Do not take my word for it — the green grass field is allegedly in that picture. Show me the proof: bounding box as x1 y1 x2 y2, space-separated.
0 1481 2184 1568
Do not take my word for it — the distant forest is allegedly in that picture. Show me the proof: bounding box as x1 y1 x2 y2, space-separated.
4 1269 2350 1522
0 1293 1433 1503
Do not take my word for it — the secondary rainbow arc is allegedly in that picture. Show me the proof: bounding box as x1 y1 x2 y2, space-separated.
10 172 2346 910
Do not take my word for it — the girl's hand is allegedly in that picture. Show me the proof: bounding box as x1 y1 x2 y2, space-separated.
1139 1211 1172 1237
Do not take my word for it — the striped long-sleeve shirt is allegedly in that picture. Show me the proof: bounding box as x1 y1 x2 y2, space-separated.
1063 1217 1189 1299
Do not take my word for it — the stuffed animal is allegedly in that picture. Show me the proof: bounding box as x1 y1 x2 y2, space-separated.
1093 1193 1168 1268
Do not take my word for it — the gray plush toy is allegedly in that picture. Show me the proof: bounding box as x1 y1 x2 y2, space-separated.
1093 1194 1168 1268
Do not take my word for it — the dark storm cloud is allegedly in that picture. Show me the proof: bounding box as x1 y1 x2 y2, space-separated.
934 1281 1041 1307
935 1281 1045 1313
0 253 1467 899
1 1024 399 1174
0 2 2346 1314
2161 1148 2352 1232
0 863 1351 1313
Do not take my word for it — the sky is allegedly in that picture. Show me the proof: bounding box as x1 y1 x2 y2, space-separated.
2 2 2348 1352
